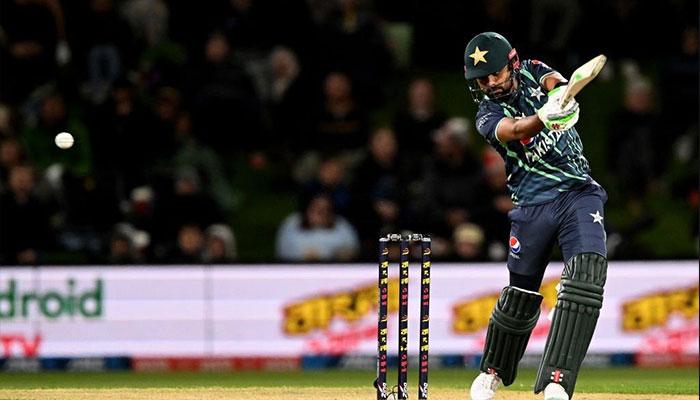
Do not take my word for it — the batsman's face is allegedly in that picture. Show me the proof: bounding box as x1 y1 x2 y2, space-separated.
476 65 513 96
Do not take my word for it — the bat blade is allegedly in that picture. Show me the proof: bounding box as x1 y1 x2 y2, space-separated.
560 54 607 109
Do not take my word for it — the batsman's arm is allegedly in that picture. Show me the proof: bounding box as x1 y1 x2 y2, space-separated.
495 114 544 142
541 73 567 92
495 73 568 142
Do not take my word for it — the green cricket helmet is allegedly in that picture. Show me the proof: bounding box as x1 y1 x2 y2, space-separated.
463 32 521 104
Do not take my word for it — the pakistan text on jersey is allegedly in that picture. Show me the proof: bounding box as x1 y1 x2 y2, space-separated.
524 130 562 163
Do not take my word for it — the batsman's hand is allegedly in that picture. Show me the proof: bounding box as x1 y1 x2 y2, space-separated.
537 86 579 131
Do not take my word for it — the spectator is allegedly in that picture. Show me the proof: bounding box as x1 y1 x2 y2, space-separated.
608 78 660 206
310 72 369 156
661 25 699 144
202 224 237 264
88 78 154 193
148 86 182 166
0 103 17 138
266 46 313 158
349 127 409 257
275 193 359 261
452 223 487 261
528 0 581 62
191 31 263 151
120 0 169 48
123 186 156 236
169 111 238 214
393 76 447 163
300 154 351 216
315 0 392 105
20 91 116 234
0 0 58 102
152 167 224 245
20 91 92 178
413 118 484 238
669 123 699 247
167 224 204 264
0 165 53 265
105 225 145 264
478 147 511 261
73 0 136 103
0 137 25 188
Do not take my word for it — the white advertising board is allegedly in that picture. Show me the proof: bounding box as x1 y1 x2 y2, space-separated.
0 262 697 359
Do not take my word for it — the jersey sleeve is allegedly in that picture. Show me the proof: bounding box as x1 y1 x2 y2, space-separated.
475 101 507 146
523 59 560 87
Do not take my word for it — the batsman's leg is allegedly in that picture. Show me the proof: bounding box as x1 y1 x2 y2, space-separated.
534 252 607 399
470 286 543 400
539 183 608 399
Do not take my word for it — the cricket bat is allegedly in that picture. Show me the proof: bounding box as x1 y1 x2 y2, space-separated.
560 54 607 109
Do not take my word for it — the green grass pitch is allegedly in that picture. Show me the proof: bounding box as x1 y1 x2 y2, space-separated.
0 368 697 395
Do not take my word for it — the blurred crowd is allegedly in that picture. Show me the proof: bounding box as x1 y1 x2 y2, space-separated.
0 0 697 265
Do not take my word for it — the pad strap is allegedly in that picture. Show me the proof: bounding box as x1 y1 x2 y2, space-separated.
480 286 543 386
534 252 607 398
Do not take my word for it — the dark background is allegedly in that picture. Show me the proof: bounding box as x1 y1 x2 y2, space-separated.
0 0 697 264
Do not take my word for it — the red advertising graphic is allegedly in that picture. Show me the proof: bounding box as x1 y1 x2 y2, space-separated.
305 324 376 355
623 285 699 366
0 333 42 357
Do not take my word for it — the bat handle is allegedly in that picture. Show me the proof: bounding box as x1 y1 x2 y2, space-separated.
559 89 572 110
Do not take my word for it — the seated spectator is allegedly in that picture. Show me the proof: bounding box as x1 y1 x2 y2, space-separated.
266 46 313 158
608 78 660 207
315 0 391 106
311 72 369 156
167 224 204 264
202 223 237 264
0 0 58 102
78 0 136 103
169 111 238 214
105 223 149 264
149 86 182 164
191 31 263 152
0 164 52 265
0 103 17 138
275 193 359 261
413 117 484 238
21 92 92 178
152 166 225 244
300 154 351 216
107 231 140 264
0 137 25 188
478 147 511 261
349 127 409 258
88 78 155 193
660 25 699 142
452 223 487 261
121 0 169 48
393 76 447 163
23 92 119 234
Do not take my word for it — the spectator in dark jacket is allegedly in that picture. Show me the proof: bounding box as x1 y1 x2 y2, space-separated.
0 164 53 264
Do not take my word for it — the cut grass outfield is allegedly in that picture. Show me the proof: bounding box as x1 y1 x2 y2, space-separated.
0 368 697 399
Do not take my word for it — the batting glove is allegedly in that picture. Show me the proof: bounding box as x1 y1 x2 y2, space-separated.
537 86 580 131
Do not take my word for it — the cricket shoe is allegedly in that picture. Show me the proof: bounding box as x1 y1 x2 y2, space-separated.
544 383 569 400
469 371 502 400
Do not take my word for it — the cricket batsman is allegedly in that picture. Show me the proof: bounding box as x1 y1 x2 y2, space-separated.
463 32 608 400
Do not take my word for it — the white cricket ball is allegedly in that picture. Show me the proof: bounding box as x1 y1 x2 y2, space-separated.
55 132 74 149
